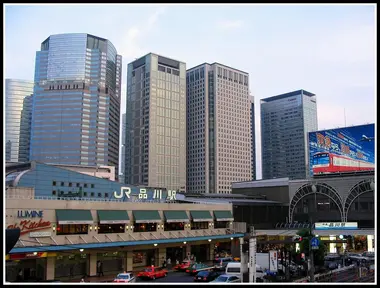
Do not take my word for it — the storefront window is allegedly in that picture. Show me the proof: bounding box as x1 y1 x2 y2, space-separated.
56 224 88 235
55 254 87 280
98 224 125 234
214 221 229 229
191 221 208 230
133 223 157 232
164 222 184 231
97 252 123 274
133 250 156 268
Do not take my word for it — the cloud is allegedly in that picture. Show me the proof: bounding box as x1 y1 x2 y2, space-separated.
217 20 243 29
118 7 166 60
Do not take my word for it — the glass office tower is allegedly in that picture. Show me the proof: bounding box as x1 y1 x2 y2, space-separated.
261 89 318 180
5 79 34 162
125 53 186 191
30 33 122 177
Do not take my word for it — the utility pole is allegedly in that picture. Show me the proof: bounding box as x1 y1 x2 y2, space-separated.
249 226 257 283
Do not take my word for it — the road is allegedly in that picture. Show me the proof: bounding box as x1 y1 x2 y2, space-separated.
136 271 194 283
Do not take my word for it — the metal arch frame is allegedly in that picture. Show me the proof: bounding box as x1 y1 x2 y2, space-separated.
289 183 344 223
343 179 374 222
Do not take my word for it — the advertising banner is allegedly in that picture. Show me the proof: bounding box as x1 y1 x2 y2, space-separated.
269 250 278 272
308 124 375 176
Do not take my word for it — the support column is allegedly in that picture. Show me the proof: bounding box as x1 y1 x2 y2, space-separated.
186 244 191 260
158 248 166 267
89 253 97 276
46 256 56 280
209 244 214 261
126 251 133 271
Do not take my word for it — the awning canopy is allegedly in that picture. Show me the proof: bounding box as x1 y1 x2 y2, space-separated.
213 210 234 221
164 211 190 223
133 210 161 223
56 210 93 225
97 210 130 224
190 211 213 222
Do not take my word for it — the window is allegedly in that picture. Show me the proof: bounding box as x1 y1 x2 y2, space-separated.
98 224 125 234
84 184 88 188
91 184 95 188
133 223 157 232
61 182 64 187
191 221 209 230
91 192 95 197
105 193 108 198
52 190 56 195
52 181 56 186
83 192 87 197
164 222 185 231
56 224 89 235
98 193 102 197
69 183 72 187
77 183 80 187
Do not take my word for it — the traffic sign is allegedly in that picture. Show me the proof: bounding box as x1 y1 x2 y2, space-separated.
311 237 319 250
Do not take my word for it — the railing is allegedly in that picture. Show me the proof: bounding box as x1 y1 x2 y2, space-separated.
13 228 231 248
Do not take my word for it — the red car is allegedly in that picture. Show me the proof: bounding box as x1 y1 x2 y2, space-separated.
174 260 193 271
137 266 168 280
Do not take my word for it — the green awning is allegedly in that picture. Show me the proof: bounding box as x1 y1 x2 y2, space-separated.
213 210 234 221
97 210 130 224
190 211 213 222
56 209 93 225
164 211 189 223
133 210 161 223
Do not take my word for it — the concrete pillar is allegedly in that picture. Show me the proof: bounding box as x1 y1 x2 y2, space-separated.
209 244 214 261
126 251 133 271
186 245 191 260
46 256 56 280
89 253 97 276
158 248 166 266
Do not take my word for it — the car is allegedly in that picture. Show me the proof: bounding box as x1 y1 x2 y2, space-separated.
186 263 213 275
324 254 343 270
210 274 241 283
225 262 264 281
213 257 234 271
113 272 136 283
137 266 168 280
174 260 193 271
193 270 222 282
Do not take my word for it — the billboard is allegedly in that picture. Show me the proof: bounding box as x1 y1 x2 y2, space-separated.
309 124 375 176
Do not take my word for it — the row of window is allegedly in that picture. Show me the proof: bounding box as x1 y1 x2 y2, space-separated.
55 221 230 235
52 181 95 188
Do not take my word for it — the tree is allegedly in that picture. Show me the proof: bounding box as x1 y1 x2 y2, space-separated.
296 229 326 266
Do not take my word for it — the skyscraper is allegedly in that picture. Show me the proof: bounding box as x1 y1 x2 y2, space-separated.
250 95 256 180
119 113 126 182
5 79 34 163
261 89 317 180
125 53 186 191
186 63 252 194
30 33 122 177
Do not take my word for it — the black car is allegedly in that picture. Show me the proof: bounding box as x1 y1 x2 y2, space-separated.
194 270 221 282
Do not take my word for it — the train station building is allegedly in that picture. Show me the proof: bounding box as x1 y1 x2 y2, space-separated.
5 162 243 282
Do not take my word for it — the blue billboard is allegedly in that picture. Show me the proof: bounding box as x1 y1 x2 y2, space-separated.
308 124 375 176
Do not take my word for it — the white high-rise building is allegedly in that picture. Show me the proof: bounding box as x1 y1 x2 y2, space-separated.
186 63 252 194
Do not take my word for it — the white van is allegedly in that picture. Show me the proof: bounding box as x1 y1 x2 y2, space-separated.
225 262 264 281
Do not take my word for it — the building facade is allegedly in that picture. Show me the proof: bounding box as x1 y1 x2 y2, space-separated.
186 63 252 194
5 163 240 282
30 33 122 178
5 79 34 163
125 53 186 191
120 113 126 182
250 96 256 180
261 89 317 180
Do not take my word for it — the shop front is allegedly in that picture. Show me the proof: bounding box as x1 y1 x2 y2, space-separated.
132 210 161 232
166 246 185 263
55 253 87 280
191 244 209 262
6 253 47 282
132 249 157 269
97 252 124 276
190 211 213 230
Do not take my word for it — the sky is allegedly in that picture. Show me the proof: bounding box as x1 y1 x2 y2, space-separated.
4 4 376 179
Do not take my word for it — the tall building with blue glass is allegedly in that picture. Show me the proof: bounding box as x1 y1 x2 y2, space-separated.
250 95 256 180
30 33 122 178
5 79 34 163
261 89 318 180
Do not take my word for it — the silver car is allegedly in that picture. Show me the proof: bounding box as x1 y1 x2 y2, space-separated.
211 274 241 283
